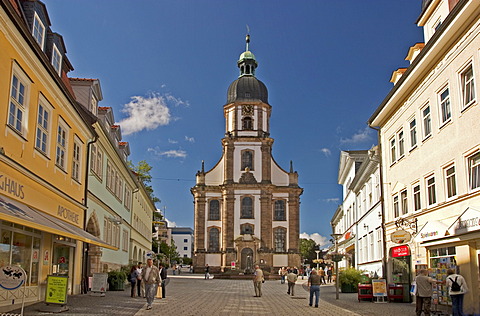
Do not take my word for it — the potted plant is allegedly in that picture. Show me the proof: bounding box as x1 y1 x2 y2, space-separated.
107 269 127 291
339 268 363 293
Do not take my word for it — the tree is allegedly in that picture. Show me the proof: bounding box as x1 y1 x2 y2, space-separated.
128 160 161 204
158 240 179 266
299 238 318 265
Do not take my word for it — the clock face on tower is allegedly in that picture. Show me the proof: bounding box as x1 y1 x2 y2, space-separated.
242 105 254 116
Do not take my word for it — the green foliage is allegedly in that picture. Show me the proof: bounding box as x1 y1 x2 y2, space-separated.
182 257 192 265
107 269 127 291
299 238 318 264
158 240 180 265
128 160 161 204
339 267 363 288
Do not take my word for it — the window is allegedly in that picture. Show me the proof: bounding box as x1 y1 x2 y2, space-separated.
8 74 28 134
106 161 114 191
55 121 68 170
242 117 253 130
90 144 103 179
122 229 128 252
369 232 374 262
273 200 286 221
72 138 82 182
439 87 451 124
241 223 254 235
376 228 382 259
184 239 188 243
427 176 436 205
409 118 417 148
183 247 188 251
124 186 132 210
393 195 399 218
35 102 50 154
445 166 456 198
274 228 286 252
241 197 253 218
241 150 254 171
209 200 220 220
401 190 408 215
461 65 475 108
413 184 421 211
469 152 480 190
398 130 405 157
208 228 219 252
32 12 45 48
51 44 62 75
423 105 431 138
390 137 396 163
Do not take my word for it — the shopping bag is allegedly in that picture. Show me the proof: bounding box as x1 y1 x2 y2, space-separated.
156 284 162 298
410 281 417 295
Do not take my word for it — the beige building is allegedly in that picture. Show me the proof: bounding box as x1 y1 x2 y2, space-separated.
191 36 303 273
369 0 480 312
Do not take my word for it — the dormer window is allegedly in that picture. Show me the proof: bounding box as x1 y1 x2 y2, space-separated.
51 44 62 75
32 12 45 49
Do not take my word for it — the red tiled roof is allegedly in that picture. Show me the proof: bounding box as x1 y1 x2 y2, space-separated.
119 142 128 146
111 125 120 129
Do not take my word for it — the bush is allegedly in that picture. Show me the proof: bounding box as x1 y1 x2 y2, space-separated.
339 268 363 292
107 269 127 291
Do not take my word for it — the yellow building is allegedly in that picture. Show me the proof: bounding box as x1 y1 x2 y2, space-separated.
0 0 113 309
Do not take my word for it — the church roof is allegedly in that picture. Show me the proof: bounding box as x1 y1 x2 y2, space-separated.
227 76 268 104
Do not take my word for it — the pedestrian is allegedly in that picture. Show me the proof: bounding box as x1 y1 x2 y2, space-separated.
141 258 161 310
136 262 144 298
414 269 436 316
286 269 298 296
253 265 264 297
308 269 321 308
327 267 332 283
319 267 326 284
159 263 167 299
129 265 139 297
446 269 468 316
172 264 176 275
205 264 210 280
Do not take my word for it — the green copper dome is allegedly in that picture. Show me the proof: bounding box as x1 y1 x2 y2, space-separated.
238 51 256 63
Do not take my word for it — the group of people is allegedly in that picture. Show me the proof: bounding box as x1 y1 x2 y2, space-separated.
415 269 468 316
129 258 167 310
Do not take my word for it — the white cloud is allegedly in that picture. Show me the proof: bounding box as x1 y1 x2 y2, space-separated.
168 139 178 144
324 198 340 203
300 232 330 247
165 218 177 228
166 93 190 107
320 148 331 157
340 127 373 144
148 147 187 159
117 93 171 135
185 136 195 143
161 84 167 88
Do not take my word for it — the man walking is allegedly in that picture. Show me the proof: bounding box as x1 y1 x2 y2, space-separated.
446 269 468 316
286 269 298 296
415 269 436 316
141 258 160 310
253 265 264 297
204 264 210 280
327 267 332 283
308 269 321 307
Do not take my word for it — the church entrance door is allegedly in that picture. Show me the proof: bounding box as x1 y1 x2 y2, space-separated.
241 247 254 273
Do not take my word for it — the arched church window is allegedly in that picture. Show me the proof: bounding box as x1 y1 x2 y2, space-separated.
241 197 253 218
274 200 286 221
246 65 250 74
243 117 253 130
274 227 287 252
209 200 220 220
240 223 254 235
240 65 244 74
208 227 220 252
241 150 254 171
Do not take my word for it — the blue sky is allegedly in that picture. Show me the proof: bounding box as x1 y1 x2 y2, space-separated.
46 0 423 246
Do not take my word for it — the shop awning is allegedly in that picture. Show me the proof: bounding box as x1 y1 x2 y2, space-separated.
0 193 117 250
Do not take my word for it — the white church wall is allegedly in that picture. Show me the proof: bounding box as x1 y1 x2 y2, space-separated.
271 160 289 186
233 144 262 181
205 254 222 266
273 254 288 267
205 158 224 185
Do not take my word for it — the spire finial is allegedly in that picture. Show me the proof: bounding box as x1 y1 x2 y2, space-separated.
290 160 294 173
246 25 250 51
201 160 205 173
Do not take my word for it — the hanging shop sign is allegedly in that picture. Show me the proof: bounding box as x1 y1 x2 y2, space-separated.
391 245 410 257
391 229 412 244
45 275 68 305
0 265 26 290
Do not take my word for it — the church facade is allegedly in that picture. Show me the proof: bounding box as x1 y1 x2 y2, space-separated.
191 36 303 273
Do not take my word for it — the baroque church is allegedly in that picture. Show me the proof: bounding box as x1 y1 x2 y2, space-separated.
191 35 303 273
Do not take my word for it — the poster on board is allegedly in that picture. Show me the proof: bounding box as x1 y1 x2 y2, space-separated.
372 279 387 297
91 273 108 294
0 265 26 290
45 275 68 305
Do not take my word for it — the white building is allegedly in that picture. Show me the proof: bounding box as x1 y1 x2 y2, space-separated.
171 227 194 259
368 0 480 312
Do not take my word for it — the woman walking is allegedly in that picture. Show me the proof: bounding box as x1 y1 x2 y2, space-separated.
129 265 139 297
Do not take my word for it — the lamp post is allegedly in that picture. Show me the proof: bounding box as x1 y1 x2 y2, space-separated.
315 250 320 271
331 233 342 300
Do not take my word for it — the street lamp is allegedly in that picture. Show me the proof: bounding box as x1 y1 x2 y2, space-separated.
315 250 320 271
331 233 342 300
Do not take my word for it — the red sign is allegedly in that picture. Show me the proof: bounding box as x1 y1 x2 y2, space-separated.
391 245 410 257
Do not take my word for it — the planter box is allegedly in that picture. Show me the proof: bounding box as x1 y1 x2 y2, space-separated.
341 283 357 293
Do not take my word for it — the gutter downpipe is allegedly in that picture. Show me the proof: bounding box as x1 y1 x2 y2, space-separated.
369 125 387 279
82 135 98 294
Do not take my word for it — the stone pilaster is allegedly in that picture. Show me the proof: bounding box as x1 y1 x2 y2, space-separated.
223 139 235 185
288 192 300 252
222 189 235 250
261 140 273 184
194 194 206 252
260 190 272 250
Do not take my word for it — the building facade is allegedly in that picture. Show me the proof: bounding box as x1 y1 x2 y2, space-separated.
0 0 113 307
171 227 193 259
369 0 480 312
191 36 303 273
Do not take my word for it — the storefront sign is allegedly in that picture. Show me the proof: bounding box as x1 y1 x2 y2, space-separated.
391 229 412 244
0 174 25 199
57 205 79 224
449 208 480 236
0 266 26 290
415 221 448 242
45 275 68 305
391 245 410 257
43 250 50 265
91 273 107 293
372 279 387 297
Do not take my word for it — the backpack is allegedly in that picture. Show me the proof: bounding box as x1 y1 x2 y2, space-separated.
449 276 461 292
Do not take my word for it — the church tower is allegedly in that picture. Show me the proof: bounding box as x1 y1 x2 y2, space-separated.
191 34 303 273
